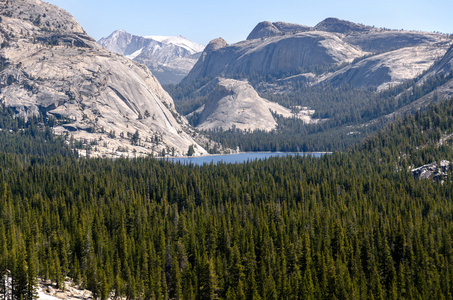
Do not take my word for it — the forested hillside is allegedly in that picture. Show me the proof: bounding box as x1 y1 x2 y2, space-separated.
1 99 453 299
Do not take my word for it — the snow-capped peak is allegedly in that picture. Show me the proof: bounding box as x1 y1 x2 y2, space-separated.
98 30 205 84
144 35 205 54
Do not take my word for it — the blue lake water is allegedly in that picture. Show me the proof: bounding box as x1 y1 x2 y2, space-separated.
165 152 325 166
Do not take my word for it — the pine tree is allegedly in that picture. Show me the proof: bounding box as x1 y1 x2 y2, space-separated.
0 222 8 300
12 237 28 300
25 238 38 300
302 267 315 300
198 258 218 300
170 258 182 299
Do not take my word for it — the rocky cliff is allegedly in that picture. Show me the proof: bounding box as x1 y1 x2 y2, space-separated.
193 78 318 132
0 0 207 157
98 30 204 84
424 44 453 78
412 160 451 181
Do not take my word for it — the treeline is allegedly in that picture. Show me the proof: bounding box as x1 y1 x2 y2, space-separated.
202 116 384 153
1 99 453 299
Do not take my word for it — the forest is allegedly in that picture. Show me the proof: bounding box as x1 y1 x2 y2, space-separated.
1 98 453 299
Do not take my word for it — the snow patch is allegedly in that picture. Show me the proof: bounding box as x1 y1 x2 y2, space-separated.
144 35 205 54
126 47 143 59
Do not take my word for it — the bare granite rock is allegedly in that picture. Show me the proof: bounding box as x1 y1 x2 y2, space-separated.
313 18 374 34
423 44 453 78
412 161 451 181
317 44 449 90
0 0 207 157
182 18 452 91
381 45 453 119
195 78 319 132
247 21 311 40
182 31 366 85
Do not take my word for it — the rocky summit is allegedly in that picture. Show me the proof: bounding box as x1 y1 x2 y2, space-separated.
192 78 319 132
246 21 311 40
0 0 207 157
98 30 204 85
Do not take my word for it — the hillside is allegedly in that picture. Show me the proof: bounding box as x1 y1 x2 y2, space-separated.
190 78 318 132
0 0 208 157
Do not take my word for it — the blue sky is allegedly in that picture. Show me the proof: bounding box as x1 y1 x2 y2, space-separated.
45 0 452 45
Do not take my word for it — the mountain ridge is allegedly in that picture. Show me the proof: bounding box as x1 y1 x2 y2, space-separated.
182 18 452 89
98 30 204 84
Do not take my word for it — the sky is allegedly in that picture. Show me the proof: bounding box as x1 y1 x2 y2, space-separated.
45 0 453 45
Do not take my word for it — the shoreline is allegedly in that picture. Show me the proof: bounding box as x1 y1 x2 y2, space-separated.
162 151 332 159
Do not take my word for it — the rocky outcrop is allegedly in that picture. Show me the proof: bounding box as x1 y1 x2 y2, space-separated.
0 0 207 157
193 78 318 132
423 44 453 78
314 18 373 34
412 161 451 181
344 30 450 53
247 21 310 40
98 30 204 85
381 45 453 118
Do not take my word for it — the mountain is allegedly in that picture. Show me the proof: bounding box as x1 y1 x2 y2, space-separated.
190 78 318 132
182 18 452 90
182 29 367 85
98 30 204 84
0 0 207 157
313 17 374 34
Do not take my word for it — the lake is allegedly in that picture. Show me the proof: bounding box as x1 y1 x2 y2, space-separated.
165 152 325 166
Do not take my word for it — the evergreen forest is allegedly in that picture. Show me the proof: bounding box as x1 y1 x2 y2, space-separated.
1 98 453 299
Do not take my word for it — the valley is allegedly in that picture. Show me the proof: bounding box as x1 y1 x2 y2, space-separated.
1 0 453 299
163 19 453 152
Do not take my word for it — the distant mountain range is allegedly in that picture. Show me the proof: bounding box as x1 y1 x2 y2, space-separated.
98 30 205 85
